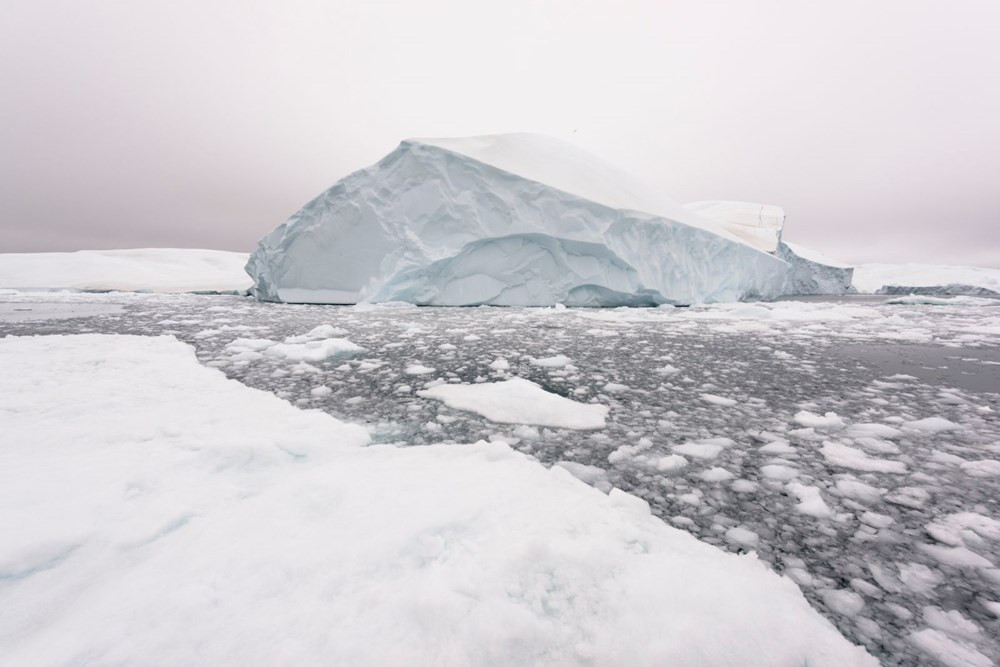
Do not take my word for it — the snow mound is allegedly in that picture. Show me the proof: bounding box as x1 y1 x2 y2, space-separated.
246 134 795 306
0 334 874 665
417 377 608 430
0 249 252 294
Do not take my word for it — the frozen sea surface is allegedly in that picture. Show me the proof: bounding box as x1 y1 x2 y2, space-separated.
3 291 999 666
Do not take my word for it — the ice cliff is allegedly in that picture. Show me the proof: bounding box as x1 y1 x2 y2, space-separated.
247 134 849 306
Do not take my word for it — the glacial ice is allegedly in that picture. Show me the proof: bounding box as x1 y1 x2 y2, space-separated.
247 134 851 306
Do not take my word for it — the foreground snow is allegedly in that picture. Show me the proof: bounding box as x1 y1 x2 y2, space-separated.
0 334 874 665
0 248 251 293
854 263 1000 294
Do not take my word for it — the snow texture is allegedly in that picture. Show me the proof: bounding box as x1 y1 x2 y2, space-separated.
0 334 875 666
0 249 251 294
246 134 800 306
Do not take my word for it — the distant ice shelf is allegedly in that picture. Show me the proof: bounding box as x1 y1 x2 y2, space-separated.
246 133 851 306
0 248 252 294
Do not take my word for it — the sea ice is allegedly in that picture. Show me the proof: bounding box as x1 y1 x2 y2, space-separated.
0 333 876 666
417 378 608 430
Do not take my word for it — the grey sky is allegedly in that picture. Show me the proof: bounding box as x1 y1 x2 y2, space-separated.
2 0 998 267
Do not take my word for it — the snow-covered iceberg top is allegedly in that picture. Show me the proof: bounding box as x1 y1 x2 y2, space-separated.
0 248 252 294
247 133 840 306
684 200 786 253
0 333 875 665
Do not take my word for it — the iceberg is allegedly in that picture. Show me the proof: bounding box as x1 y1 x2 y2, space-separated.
684 201 854 295
853 263 1000 295
247 134 846 306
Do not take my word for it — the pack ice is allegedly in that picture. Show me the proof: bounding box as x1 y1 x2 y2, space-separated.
247 134 851 306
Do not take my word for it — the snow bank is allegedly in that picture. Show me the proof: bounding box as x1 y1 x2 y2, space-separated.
0 248 252 294
0 334 874 665
853 263 1000 295
247 134 792 306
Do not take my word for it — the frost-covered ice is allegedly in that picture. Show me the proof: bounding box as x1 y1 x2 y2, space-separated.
0 248 251 293
418 377 608 430
0 334 874 665
3 290 999 665
246 134 849 306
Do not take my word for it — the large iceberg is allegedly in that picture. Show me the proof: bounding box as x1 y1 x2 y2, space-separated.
684 201 853 295
247 134 846 306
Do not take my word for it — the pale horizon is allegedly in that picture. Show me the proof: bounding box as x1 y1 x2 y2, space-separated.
2 0 998 268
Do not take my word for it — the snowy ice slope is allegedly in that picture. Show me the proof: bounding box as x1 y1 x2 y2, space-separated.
0 334 875 665
778 240 854 295
0 248 252 294
684 200 786 253
853 263 1000 294
247 134 790 306
682 201 853 295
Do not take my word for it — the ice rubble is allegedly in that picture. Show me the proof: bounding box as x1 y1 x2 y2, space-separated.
0 334 876 665
247 134 850 306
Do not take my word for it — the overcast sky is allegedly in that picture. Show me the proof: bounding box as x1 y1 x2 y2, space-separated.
2 0 998 267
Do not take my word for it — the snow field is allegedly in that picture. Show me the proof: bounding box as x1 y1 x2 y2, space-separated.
0 334 875 665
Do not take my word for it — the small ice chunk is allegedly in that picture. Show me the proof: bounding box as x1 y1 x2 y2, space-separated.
731 479 759 493
418 378 608 430
860 512 894 529
283 324 348 343
885 486 930 508
961 459 1000 478
310 386 332 398
834 479 886 504
820 588 865 617
405 364 436 375
918 544 993 568
530 354 572 368
821 442 907 473
845 423 903 439
898 562 944 596
655 455 688 473
700 467 735 483
759 439 795 455
786 483 832 518
794 411 846 431
909 629 992 667
700 393 737 407
488 358 510 371
761 464 798 481
923 606 982 641
266 337 364 362
725 526 759 548
903 417 962 433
